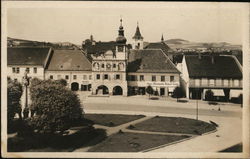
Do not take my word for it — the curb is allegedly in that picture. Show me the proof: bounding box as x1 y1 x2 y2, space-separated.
141 128 218 152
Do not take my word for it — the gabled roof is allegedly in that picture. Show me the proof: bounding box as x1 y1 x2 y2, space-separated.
47 49 91 71
144 42 173 55
7 47 51 66
84 41 116 55
128 49 180 73
185 55 242 78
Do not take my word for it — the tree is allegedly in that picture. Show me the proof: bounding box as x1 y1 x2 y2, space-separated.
146 85 154 99
205 89 214 101
29 79 83 134
172 87 183 102
55 79 67 86
7 78 23 122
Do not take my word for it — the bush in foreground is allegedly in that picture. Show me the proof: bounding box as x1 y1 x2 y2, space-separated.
29 78 83 134
7 78 23 122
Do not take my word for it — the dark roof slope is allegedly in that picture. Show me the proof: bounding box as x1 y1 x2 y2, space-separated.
144 42 173 54
84 41 116 54
128 49 180 73
7 47 51 66
185 55 242 78
47 49 91 71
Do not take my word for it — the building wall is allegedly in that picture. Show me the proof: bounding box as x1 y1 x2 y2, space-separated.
127 72 180 96
7 65 44 82
132 39 143 50
45 70 92 91
91 45 128 96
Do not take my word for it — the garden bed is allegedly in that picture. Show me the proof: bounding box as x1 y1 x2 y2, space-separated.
88 132 189 152
128 116 216 135
84 114 145 127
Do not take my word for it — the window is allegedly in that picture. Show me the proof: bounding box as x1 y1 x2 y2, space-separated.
195 79 200 86
140 75 144 81
161 76 165 82
12 67 16 73
101 64 105 68
152 75 156 81
201 78 208 85
96 74 100 80
83 75 87 80
104 74 109 80
113 64 116 68
216 79 222 86
170 76 174 82
116 74 120 80
223 79 229 86
57 75 61 79
234 79 239 87
33 67 37 74
89 75 92 80
73 75 77 80
50 75 53 79
131 75 136 81
65 75 69 80
26 67 30 73
16 67 20 74
209 79 215 86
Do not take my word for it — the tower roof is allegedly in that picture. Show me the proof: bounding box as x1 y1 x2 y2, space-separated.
116 18 127 44
132 22 143 40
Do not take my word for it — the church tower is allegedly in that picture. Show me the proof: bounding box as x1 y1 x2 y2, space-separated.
132 22 144 49
115 18 127 60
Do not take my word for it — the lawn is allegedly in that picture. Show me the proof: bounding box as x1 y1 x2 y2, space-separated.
84 114 145 127
88 132 189 152
128 116 216 135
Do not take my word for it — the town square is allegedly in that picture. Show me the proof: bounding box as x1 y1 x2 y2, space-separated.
2 1 249 158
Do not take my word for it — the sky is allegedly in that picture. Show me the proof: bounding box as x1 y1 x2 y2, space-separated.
6 2 245 45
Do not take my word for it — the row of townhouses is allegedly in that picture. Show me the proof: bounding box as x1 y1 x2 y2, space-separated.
7 19 243 101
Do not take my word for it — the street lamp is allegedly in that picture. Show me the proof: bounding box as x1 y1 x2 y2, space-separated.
196 88 199 120
22 70 30 119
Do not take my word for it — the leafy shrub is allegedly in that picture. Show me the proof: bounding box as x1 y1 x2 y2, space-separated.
205 89 214 101
7 78 23 122
146 86 154 98
29 79 83 134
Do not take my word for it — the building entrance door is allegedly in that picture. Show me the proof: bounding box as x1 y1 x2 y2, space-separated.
160 88 165 96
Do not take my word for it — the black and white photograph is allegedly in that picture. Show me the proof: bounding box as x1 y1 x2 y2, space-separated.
1 1 250 158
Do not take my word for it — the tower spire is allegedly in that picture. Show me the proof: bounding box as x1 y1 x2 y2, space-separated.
161 34 164 42
132 22 143 40
116 18 127 44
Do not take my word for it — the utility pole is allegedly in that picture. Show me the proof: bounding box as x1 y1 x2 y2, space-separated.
196 88 199 120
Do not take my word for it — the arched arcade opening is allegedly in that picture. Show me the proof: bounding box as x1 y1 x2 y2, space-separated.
71 82 79 91
96 85 109 95
113 86 123 95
